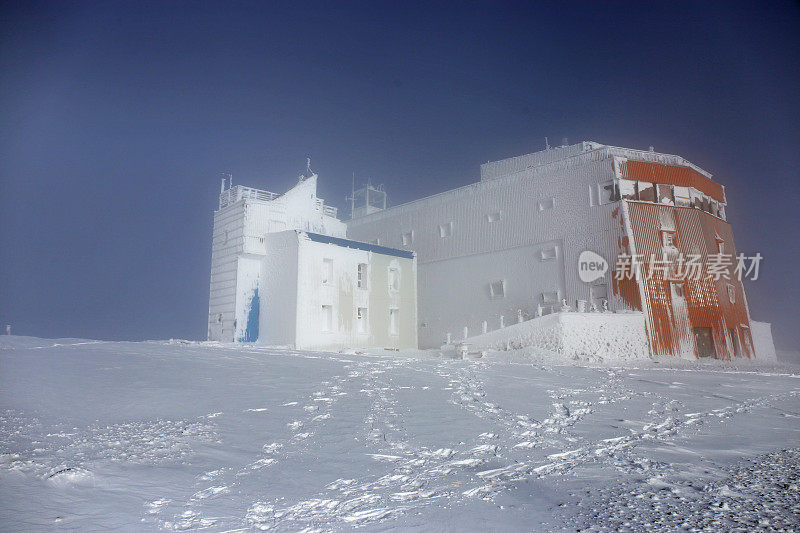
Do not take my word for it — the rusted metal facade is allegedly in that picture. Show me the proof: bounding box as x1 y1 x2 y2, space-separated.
614 193 753 360
620 159 726 203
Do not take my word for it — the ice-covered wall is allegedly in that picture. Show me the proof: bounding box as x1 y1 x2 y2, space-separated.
234 256 261 342
461 312 650 362
347 148 626 348
208 202 247 342
294 234 417 350
418 241 565 347
750 321 777 362
208 175 345 342
258 231 299 346
274 175 347 237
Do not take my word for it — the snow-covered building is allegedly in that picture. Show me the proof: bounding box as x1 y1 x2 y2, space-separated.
208 172 417 350
346 141 774 360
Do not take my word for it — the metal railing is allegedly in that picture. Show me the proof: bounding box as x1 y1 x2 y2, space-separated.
219 185 338 218
219 185 279 208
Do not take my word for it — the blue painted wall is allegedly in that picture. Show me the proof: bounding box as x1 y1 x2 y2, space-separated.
239 289 259 342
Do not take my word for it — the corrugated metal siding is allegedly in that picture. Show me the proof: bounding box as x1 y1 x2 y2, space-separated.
621 160 725 203
208 203 248 341
347 152 625 347
624 202 752 359
480 143 592 181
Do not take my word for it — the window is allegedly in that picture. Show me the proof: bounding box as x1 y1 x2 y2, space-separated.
322 258 333 285
598 180 620 204
638 181 656 203
487 211 502 223
357 263 368 289
489 280 506 299
388 267 400 292
662 231 676 248
538 198 555 211
671 282 685 299
439 221 453 238
402 231 414 246
730 328 741 357
690 189 704 210
674 186 691 207
389 308 399 335
542 290 559 303
727 283 735 303
619 180 637 201
540 246 557 261
356 307 368 334
321 305 333 332
657 184 674 204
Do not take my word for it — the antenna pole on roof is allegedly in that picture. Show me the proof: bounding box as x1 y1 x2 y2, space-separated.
545 137 550 150
351 172 355 219
220 171 232 192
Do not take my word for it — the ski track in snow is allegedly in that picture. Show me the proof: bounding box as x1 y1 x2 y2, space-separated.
1 339 799 530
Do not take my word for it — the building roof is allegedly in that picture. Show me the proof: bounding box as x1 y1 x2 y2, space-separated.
303 232 415 259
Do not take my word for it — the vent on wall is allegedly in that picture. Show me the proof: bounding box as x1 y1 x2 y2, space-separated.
538 198 555 211
439 222 453 238
542 290 560 303
489 280 506 299
540 246 558 261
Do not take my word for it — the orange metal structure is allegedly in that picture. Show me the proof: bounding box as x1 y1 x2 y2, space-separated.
620 160 726 203
614 200 753 360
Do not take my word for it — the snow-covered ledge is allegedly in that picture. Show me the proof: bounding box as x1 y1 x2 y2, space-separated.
459 312 650 363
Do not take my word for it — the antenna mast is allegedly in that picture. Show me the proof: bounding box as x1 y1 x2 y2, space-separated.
351 172 355 219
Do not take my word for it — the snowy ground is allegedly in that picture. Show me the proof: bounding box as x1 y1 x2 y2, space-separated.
1 337 799 531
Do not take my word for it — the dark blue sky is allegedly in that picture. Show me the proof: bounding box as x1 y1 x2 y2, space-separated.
1 1 798 349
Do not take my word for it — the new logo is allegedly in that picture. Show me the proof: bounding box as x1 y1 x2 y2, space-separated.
578 250 608 283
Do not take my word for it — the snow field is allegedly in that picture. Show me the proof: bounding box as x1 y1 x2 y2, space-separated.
0 336 798 531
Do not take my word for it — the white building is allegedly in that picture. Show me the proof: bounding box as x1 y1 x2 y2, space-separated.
345 142 626 348
346 141 775 359
208 142 775 360
259 230 417 350
207 171 417 350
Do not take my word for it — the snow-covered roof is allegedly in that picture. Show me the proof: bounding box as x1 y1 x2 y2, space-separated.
303 231 415 259
480 141 712 182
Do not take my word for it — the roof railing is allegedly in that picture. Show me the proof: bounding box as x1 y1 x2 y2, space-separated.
219 184 338 218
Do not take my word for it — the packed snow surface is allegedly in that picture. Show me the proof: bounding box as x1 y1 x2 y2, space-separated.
1 336 799 531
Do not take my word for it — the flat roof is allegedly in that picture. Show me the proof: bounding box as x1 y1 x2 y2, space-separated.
304 232 415 259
